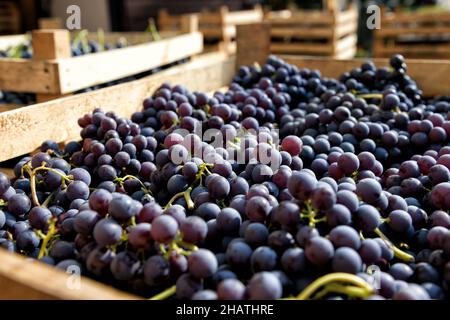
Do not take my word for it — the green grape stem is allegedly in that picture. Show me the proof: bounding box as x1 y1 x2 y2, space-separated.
148 285 176 300
37 218 58 260
374 228 415 263
313 283 372 300
288 272 374 300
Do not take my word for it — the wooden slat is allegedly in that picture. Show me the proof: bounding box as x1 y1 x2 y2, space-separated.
334 46 357 59
0 59 59 93
224 8 263 25
267 11 334 25
200 28 224 38
334 34 358 55
0 53 235 162
335 5 358 25
0 249 138 299
335 20 358 38
378 26 450 37
271 42 333 55
279 55 450 97
271 27 333 39
199 14 222 24
376 43 450 54
56 32 203 94
383 11 450 24
32 30 71 60
0 103 24 113
237 23 270 68
38 18 63 29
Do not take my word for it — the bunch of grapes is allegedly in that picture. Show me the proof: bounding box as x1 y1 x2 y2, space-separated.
1 53 450 300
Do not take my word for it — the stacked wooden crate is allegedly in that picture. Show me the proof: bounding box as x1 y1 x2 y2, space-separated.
374 6 450 59
0 27 203 107
264 2 358 58
158 5 264 53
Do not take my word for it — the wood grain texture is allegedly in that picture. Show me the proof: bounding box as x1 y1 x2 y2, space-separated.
0 53 235 162
0 249 138 299
0 59 59 93
236 23 270 69
32 30 71 60
56 32 203 94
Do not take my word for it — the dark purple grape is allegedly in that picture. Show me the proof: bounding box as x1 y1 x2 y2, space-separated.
247 272 282 300
93 218 122 247
188 249 218 278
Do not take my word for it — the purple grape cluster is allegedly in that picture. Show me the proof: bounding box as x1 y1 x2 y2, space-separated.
1 54 450 300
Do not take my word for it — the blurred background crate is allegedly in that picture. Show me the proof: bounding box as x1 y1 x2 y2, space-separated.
265 0 358 58
158 5 263 53
0 1 21 34
374 4 450 59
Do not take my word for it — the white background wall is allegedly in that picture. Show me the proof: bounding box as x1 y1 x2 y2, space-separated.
51 0 111 31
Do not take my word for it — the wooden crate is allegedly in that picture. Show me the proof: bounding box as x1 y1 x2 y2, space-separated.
2 23 450 299
374 7 450 59
158 5 263 54
265 3 358 58
0 27 203 103
0 1 21 35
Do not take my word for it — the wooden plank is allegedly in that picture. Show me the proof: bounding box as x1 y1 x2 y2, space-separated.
0 53 235 162
236 23 270 69
0 249 138 299
32 29 71 60
0 59 59 93
334 45 357 59
378 26 450 37
38 18 63 29
267 12 334 25
334 34 358 55
224 8 263 25
0 103 24 113
335 5 358 25
180 15 199 33
271 42 334 55
383 11 450 24
335 20 358 38
376 43 450 55
56 32 203 94
278 55 450 97
200 28 224 38
271 27 333 39
32 30 72 102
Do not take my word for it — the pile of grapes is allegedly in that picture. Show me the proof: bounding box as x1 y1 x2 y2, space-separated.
1 54 450 300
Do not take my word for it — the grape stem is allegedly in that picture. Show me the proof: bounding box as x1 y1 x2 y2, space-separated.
148 285 176 300
29 170 40 207
37 218 58 260
356 93 383 100
290 272 374 300
374 228 415 263
114 175 152 196
300 200 326 227
164 163 213 210
312 283 372 300
0 199 7 207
